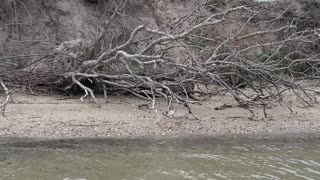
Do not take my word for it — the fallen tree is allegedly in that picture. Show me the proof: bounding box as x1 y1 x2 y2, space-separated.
1 0 320 117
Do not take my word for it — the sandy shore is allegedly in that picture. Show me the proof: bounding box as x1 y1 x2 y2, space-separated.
0 92 319 139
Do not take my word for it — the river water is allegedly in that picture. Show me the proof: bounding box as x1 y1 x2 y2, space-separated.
0 134 320 180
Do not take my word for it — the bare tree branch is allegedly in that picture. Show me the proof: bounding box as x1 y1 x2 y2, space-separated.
0 80 11 117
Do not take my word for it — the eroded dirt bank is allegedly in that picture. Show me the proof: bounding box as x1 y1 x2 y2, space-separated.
0 93 319 139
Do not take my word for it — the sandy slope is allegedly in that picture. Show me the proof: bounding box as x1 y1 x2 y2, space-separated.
0 93 319 138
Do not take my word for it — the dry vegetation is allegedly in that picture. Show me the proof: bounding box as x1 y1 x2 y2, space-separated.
1 0 320 118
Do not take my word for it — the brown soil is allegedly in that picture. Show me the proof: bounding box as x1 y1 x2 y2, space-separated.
0 92 319 139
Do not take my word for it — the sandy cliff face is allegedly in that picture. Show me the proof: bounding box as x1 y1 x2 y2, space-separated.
47 0 195 40
0 0 319 68
54 0 100 41
150 0 197 28
0 0 314 43
0 0 199 43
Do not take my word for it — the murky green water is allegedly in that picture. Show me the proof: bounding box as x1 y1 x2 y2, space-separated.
0 134 320 180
